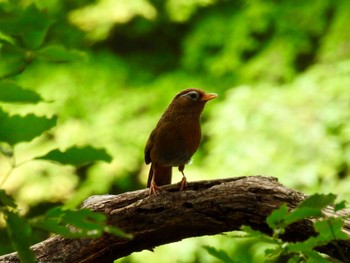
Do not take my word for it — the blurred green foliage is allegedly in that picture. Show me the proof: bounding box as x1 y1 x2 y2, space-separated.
202 194 349 262
1 0 350 261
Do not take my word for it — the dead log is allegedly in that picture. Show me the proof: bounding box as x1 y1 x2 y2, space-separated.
0 176 349 262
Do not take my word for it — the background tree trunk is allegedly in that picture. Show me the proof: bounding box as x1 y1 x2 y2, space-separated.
1 176 349 263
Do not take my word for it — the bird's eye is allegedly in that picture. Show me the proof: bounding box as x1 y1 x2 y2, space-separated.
185 91 200 101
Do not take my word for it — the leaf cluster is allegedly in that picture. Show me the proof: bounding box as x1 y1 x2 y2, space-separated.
0 2 85 79
204 194 349 262
0 2 124 261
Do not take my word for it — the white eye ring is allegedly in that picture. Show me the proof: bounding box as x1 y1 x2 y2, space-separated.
184 91 200 101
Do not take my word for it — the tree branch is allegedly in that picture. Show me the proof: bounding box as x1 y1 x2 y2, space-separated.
1 176 350 262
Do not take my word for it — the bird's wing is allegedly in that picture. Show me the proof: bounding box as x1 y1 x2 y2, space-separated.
144 128 156 164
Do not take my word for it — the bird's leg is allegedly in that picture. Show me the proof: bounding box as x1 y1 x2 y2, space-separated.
149 168 162 196
178 165 187 191
149 176 162 195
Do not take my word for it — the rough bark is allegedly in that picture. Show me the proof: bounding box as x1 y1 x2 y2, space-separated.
0 176 349 263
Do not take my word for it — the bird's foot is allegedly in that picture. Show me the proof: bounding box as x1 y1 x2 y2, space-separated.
149 181 162 196
178 176 187 191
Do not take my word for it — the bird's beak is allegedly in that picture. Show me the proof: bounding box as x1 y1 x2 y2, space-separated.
201 93 218 101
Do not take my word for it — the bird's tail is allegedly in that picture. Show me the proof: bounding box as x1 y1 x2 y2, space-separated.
147 163 172 187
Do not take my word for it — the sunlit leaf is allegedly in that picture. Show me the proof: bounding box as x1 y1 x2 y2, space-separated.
37 45 87 62
4 210 36 263
36 146 112 166
0 82 43 103
0 189 17 208
0 109 57 145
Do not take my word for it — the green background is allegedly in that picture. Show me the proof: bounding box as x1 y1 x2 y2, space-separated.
1 0 349 262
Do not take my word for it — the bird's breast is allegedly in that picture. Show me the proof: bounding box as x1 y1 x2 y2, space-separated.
150 115 201 166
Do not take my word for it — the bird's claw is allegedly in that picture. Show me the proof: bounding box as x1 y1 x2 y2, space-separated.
178 176 187 191
149 181 162 196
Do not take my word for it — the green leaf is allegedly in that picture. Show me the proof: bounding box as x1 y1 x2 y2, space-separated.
313 217 348 241
334 200 347 212
105 225 133 239
37 45 87 62
19 5 53 49
36 146 112 166
0 82 43 103
264 248 287 261
0 31 16 45
0 108 57 145
287 238 319 253
287 218 348 254
0 49 26 78
33 207 103 238
303 250 329 263
283 194 337 226
238 226 277 244
42 207 102 237
4 210 36 263
298 194 336 209
0 189 17 208
34 207 129 239
266 204 289 230
203 245 237 263
284 207 323 226
61 209 107 231
35 218 75 237
267 194 338 231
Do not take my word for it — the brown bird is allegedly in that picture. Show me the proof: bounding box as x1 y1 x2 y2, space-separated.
144 88 217 195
